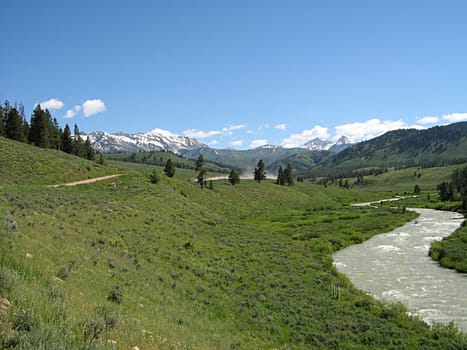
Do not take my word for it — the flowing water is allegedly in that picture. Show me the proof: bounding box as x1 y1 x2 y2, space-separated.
333 208 467 332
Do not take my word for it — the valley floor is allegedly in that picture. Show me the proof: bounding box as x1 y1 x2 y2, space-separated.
1 143 466 348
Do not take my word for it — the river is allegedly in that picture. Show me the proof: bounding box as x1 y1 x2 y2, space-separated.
333 208 467 332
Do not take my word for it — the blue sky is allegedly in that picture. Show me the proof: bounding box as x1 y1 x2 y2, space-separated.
2 0 467 149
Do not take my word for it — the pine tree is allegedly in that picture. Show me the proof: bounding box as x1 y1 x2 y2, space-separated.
228 169 240 185
164 159 176 177
197 169 207 189
195 154 204 172
62 124 73 154
276 166 286 185
28 104 49 147
84 136 95 160
284 164 294 186
73 124 85 157
414 184 421 195
254 159 266 183
5 107 26 142
19 104 29 142
97 153 106 165
194 154 207 188
0 107 5 137
50 118 62 150
149 169 160 184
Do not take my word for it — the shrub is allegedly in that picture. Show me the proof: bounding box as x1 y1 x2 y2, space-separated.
149 169 160 184
0 267 19 292
107 285 124 304
83 318 105 342
13 308 37 332
96 305 119 330
4 214 18 233
56 266 69 280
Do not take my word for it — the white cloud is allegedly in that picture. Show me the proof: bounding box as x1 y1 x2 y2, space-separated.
417 116 439 125
334 118 406 141
275 123 287 130
38 98 64 110
208 140 219 146
281 125 329 148
82 99 106 117
63 105 82 119
250 139 268 148
184 124 246 139
183 129 221 139
441 112 467 122
230 139 244 147
222 124 246 135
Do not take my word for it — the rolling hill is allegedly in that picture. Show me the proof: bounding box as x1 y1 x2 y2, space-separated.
1 137 466 349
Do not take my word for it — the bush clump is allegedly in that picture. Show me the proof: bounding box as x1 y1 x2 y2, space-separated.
107 285 124 304
56 266 69 280
13 308 37 332
149 169 160 184
0 267 20 292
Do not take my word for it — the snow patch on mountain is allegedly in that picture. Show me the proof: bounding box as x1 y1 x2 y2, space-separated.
86 129 207 154
304 136 355 152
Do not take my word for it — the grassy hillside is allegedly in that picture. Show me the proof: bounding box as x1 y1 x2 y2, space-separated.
324 164 466 194
1 138 466 349
0 137 118 186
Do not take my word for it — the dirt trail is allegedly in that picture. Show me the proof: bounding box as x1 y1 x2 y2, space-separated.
48 174 123 188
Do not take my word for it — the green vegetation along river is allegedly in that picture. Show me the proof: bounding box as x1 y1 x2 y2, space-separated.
334 208 467 332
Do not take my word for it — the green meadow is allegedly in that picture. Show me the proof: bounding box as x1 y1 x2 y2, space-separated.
1 137 466 349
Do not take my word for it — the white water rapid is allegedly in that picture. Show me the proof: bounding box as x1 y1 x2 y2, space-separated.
333 208 467 332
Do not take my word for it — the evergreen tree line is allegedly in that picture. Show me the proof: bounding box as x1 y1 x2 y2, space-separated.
437 166 467 211
0 100 95 160
276 164 294 186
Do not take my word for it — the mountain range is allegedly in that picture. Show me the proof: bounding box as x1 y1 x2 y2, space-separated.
87 129 354 154
86 129 355 173
86 122 467 176
87 128 207 154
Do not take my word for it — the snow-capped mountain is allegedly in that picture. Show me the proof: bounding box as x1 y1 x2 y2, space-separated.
329 136 356 153
304 138 334 151
304 136 355 152
85 127 355 155
86 128 208 154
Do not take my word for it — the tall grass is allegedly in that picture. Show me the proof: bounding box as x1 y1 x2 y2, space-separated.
1 137 466 348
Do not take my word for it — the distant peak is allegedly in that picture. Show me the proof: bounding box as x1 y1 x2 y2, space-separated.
304 135 355 152
334 135 355 144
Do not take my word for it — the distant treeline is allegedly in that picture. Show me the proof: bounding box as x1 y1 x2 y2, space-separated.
106 152 195 169
0 100 95 160
437 166 467 211
105 151 230 173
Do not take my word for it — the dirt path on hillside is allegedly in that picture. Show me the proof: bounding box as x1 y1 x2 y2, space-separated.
48 174 123 188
